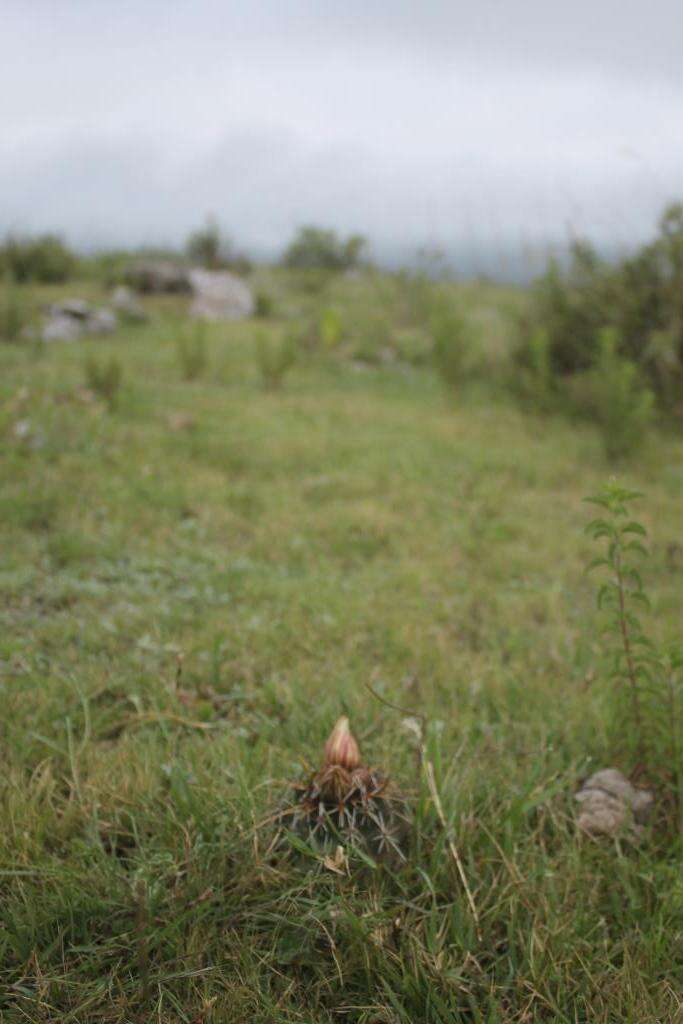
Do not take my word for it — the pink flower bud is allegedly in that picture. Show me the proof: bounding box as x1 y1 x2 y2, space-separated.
324 716 361 770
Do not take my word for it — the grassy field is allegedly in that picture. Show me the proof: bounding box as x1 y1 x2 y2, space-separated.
1 271 682 1022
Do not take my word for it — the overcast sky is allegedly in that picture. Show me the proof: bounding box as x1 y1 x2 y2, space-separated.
3 1 682 268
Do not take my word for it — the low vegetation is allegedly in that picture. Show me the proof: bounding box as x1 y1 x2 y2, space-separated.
0 233 75 284
0 224 682 1022
282 225 367 272
176 321 209 381
514 204 683 455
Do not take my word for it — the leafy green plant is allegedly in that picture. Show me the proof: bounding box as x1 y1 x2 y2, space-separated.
0 276 31 341
177 322 208 381
254 290 274 318
523 205 683 408
318 307 343 349
511 325 557 412
346 311 393 365
84 354 123 410
0 233 75 283
586 483 682 810
282 226 366 272
576 328 654 460
431 304 475 389
255 329 298 390
185 216 251 274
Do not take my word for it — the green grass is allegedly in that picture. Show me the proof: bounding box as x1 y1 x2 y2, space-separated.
1 272 682 1022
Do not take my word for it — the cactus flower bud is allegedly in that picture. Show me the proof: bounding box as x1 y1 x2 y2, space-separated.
324 716 361 770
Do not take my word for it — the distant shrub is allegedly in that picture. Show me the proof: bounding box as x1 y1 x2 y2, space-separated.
511 326 557 412
393 328 433 366
431 304 476 389
0 234 75 284
254 290 274 318
571 328 654 461
282 227 366 272
520 205 683 408
256 330 298 390
185 217 252 274
84 355 123 410
349 311 394 364
177 322 208 381
318 307 343 349
84 251 131 288
395 269 439 327
0 277 31 342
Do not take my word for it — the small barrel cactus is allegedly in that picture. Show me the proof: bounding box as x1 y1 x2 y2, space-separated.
287 716 409 863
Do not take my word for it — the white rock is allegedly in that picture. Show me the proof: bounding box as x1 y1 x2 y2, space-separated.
87 308 117 335
188 268 254 321
42 313 83 342
575 768 654 839
111 285 147 322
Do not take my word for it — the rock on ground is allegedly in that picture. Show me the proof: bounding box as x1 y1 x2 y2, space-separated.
188 268 254 321
124 261 191 294
42 313 83 342
575 768 654 840
41 301 117 342
111 285 147 322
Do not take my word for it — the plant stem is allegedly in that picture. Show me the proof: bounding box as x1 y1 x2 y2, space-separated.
614 544 646 765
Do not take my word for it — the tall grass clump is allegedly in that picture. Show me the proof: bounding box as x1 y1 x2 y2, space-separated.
185 216 252 274
518 204 683 413
176 321 208 381
0 233 75 283
256 329 298 389
586 483 682 821
573 328 654 460
510 325 557 412
282 226 366 272
431 303 476 390
84 354 123 411
317 306 343 349
0 276 31 342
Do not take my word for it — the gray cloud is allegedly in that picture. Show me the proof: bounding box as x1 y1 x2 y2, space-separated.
2 2 682 268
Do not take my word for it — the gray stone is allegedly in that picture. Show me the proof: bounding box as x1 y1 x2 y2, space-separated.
41 300 118 341
111 285 147 322
87 308 117 335
188 268 254 321
125 261 191 294
54 298 91 319
575 768 654 840
42 313 82 342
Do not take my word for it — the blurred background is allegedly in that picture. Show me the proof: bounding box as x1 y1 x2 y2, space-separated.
3 0 682 279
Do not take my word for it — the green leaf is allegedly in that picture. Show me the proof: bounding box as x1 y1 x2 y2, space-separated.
622 521 647 537
623 540 648 558
585 557 610 573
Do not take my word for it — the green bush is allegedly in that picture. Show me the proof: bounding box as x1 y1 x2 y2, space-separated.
0 277 31 342
256 330 298 390
282 227 366 272
0 234 75 283
318 307 343 349
572 328 654 460
511 326 557 412
177 322 208 381
347 311 393 365
185 217 252 274
84 355 123 411
254 290 274 318
520 205 683 407
431 304 476 389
